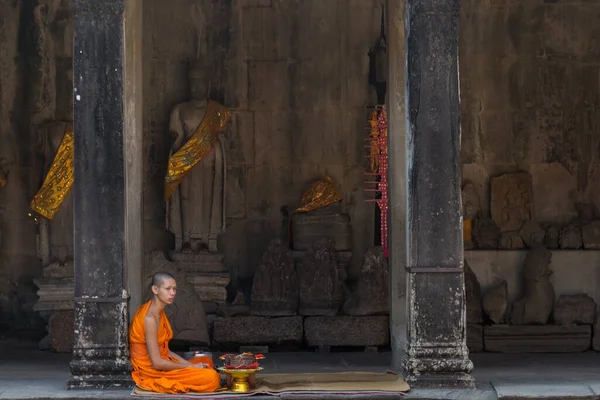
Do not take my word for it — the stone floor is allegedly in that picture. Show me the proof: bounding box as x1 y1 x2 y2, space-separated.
0 340 599 399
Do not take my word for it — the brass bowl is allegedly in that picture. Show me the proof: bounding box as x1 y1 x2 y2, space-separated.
217 367 263 393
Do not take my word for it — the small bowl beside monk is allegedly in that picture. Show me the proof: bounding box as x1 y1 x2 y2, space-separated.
184 350 213 361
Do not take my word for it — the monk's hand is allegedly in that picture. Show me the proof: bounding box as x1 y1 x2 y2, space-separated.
191 363 208 369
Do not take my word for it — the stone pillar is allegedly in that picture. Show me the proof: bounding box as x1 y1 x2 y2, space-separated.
401 0 474 388
123 0 144 319
68 0 141 388
386 0 408 371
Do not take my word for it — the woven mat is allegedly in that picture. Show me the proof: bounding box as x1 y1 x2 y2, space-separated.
131 371 409 398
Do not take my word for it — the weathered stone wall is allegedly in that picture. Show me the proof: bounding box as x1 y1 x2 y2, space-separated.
460 0 600 224
142 0 384 281
0 0 384 338
2 0 599 339
0 0 73 338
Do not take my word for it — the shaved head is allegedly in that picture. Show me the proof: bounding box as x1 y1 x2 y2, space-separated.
148 271 177 304
152 271 175 287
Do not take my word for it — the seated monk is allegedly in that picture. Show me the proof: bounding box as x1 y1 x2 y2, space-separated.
129 272 221 394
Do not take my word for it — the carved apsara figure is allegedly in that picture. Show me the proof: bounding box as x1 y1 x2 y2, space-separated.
297 238 344 316
165 63 232 254
490 173 533 232
251 239 298 316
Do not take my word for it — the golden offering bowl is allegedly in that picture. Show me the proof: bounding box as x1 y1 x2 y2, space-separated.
218 367 262 393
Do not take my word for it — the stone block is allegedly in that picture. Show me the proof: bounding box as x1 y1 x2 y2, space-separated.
213 316 303 345
467 324 483 353
554 294 597 326
304 316 389 347
186 274 230 304
49 311 73 353
484 324 591 353
560 225 583 249
519 220 545 248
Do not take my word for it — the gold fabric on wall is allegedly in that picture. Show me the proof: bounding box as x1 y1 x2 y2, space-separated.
30 123 74 220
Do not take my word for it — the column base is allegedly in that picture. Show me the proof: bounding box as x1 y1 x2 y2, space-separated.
67 374 133 389
402 371 475 389
402 345 475 388
68 357 133 389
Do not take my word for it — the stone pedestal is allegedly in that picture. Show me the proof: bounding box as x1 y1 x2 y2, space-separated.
68 0 140 388
304 316 389 347
400 0 473 388
33 277 75 351
169 251 231 310
290 207 353 252
484 325 592 353
33 277 74 312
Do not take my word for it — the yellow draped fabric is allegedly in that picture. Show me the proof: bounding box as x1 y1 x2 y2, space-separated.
164 100 232 201
30 123 74 220
295 176 343 213
368 110 380 174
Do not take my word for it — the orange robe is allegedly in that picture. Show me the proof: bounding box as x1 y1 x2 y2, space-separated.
129 301 220 393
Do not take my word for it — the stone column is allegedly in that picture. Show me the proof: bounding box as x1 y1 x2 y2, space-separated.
68 0 142 388
401 0 474 388
386 0 408 371
123 0 144 319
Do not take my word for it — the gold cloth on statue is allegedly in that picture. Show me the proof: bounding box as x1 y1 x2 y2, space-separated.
30 123 74 221
164 100 232 201
368 110 380 174
296 176 343 213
